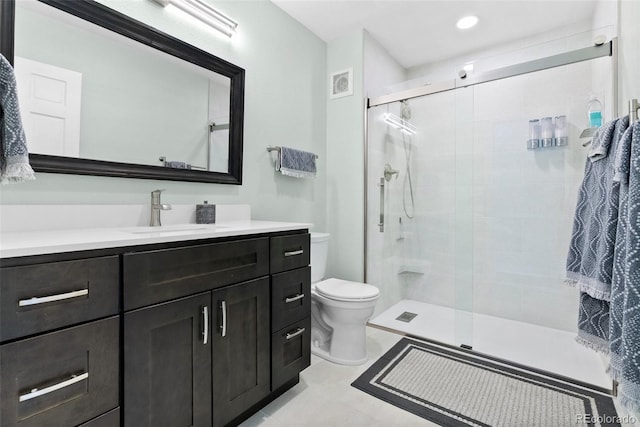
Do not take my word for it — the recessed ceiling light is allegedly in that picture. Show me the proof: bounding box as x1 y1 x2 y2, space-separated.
456 15 478 30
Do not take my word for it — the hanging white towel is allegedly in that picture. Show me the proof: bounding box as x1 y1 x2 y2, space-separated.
0 54 35 184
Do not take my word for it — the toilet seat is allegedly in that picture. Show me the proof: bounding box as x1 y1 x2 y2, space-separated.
315 279 379 302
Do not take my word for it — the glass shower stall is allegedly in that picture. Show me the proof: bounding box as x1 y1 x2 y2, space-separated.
365 37 616 388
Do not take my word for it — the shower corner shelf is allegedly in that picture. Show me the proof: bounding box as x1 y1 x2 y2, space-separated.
395 257 430 276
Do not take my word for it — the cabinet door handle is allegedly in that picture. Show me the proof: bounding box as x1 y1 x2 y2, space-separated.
19 372 88 402
220 300 227 337
285 327 305 340
285 293 305 304
202 306 209 345
284 249 303 257
18 289 89 307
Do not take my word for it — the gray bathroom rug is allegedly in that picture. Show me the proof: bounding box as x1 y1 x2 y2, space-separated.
352 337 620 426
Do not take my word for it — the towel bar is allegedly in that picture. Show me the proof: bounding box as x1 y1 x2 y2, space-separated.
266 146 319 159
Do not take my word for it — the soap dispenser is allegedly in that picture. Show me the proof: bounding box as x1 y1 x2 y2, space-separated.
196 201 216 224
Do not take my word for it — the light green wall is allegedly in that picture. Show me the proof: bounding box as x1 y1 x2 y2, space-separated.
326 30 365 282
2 0 327 229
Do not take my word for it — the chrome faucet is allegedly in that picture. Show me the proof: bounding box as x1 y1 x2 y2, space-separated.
150 189 172 227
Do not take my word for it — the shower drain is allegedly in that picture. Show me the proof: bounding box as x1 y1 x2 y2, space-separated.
396 312 418 323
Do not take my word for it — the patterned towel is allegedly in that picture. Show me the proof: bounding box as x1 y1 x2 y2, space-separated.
279 146 317 179
566 118 628 300
0 54 35 184
608 120 640 412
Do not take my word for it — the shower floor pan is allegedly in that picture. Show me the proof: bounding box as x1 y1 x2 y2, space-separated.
370 299 611 389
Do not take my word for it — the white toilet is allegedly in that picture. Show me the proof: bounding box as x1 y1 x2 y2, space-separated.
310 232 380 365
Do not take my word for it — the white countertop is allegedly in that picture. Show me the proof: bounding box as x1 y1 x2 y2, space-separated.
0 220 312 259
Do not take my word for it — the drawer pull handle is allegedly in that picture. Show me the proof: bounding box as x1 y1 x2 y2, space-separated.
284 249 304 257
18 289 89 307
285 327 305 340
285 293 305 304
19 372 88 402
220 300 227 337
202 306 209 345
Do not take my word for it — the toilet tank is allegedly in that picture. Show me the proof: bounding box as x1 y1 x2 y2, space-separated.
310 232 330 283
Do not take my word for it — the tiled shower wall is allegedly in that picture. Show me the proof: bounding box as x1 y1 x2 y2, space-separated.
368 56 612 332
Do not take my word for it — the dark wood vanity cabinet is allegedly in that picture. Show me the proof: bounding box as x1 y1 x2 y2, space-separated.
123 278 271 427
0 229 311 427
0 256 120 427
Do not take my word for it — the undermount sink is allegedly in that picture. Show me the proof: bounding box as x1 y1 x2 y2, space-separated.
124 224 231 234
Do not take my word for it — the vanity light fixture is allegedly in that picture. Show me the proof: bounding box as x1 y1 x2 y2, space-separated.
383 113 416 135
152 0 238 37
456 15 478 30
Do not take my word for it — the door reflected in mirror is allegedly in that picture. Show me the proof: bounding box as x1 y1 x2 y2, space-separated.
14 0 231 174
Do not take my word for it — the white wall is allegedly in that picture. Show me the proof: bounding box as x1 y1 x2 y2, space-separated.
1 0 327 232
618 0 640 113
363 31 407 99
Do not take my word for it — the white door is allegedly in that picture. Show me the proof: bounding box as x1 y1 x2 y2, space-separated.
14 56 82 157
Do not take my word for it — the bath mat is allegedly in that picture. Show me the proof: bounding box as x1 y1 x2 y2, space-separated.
352 338 620 426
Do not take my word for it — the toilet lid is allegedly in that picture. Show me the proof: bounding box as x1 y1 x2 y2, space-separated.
315 279 379 301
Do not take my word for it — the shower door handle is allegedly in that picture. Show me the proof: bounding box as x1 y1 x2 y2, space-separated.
378 177 384 232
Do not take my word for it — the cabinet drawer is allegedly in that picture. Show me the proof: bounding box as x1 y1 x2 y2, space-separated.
0 256 119 342
270 233 310 274
123 237 269 310
0 317 119 427
78 408 120 427
271 267 311 332
271 317 311 391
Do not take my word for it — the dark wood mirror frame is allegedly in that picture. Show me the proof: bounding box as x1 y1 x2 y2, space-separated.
0 0 244 184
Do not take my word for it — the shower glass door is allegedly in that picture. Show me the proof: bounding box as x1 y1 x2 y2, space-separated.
366 48 614 387
366 88 474 348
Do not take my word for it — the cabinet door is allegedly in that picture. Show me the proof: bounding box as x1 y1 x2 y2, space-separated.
124 293 212 427
0 317 119 427
212 278 270 426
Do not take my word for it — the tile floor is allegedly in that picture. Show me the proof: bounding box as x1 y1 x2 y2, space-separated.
240 327 435 426
241 326 637 427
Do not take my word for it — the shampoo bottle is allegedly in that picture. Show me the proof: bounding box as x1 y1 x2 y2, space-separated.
587 96 603 128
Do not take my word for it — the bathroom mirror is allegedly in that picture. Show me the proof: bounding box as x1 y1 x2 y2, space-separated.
0 0 245 184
